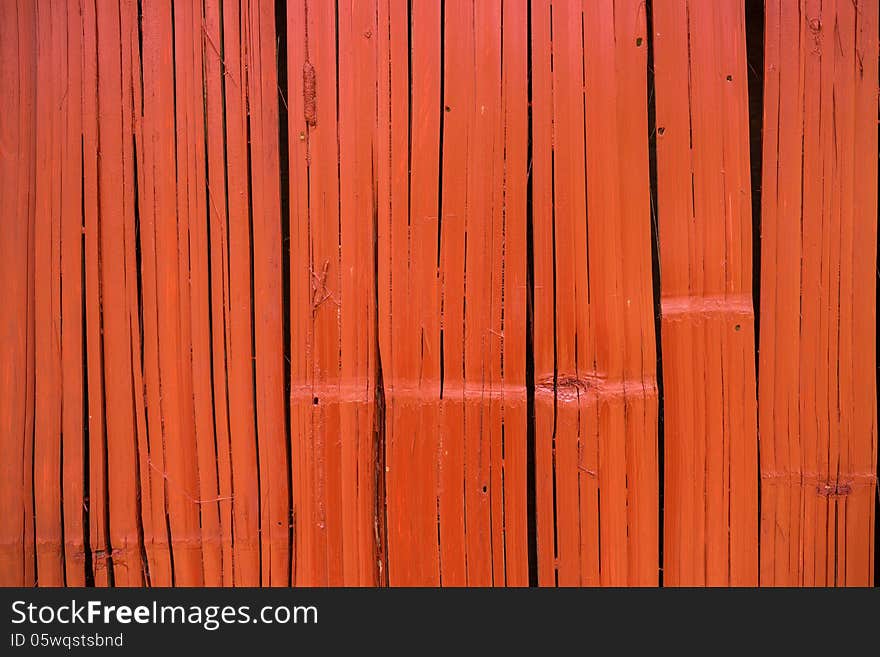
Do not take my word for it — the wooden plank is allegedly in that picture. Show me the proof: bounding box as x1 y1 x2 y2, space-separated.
222 0 262 586
141 0 204 586
337 0 380 586
654 0 759 586
173 0 224 587
80 0 109 588
377 0 529 587
288 0 381 587
60 0 87 587
847 0 878 586
121 0 157 588
290 0 346 585
529 0 556 587
498 0 530 587
532 0 598 586
34 0 66 586
95 0 145 586
582 0 659 586
246 0 290 586
440 0 490 587
759 0 878 586
439 0 527 586
0 0 37 587
288 0 317 586
131 0 173 589
531 0 658 587
203 0 235 588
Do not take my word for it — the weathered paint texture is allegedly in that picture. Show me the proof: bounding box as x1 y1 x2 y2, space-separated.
0 0 877 587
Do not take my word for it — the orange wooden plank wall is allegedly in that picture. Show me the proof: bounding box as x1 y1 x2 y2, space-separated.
0 0 878 588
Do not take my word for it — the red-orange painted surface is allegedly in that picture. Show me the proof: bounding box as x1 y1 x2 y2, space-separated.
532 0 658 586
377 0 530 586
0 0 877 588
759 0 878 586
288 0 380 586
654 0 760 586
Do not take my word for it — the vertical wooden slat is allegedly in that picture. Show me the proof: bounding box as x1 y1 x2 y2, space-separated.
141 0 204 586
288 0 314 585
377 0 442 586
246 0 290 586
582 0 659 586
173 0 224 587
378 0 528 587
289 0 381 587
532 0 658 587
337 0 380 586
532 0 597 587
291 0 344 585
221 0 262 586
80 0 109 588
498 0 530 587
60 0 86 587
132 0 174 589
760 0 878 586
0 0 37 587
847 0 878 586
530 0 556 587
203 0 235 588
34 0 66 586
95 0 145 586
440 0 491 586
654 0 759 586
